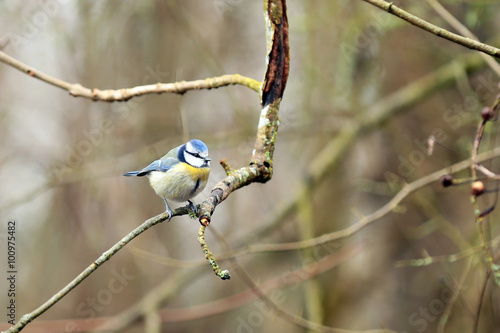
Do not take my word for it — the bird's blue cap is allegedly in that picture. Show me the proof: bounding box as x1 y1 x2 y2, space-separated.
188 139 208 152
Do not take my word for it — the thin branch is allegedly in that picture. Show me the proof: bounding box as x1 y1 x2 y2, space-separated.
297 185 324 329
395 236 500 267
159 239 361 324
0 240 360 333
232 256 395 333
425 0 500 77
224 146 500 255
469 95 500 181
211 229 395 333
361 0 500 58
0 50 260 101
471 119 488 181
396 247 480 267
3 210 178 333
476 164 500 180
437 261 472 333
0 265 208 333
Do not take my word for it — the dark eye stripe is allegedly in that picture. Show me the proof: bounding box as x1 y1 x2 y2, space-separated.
186 151 204 159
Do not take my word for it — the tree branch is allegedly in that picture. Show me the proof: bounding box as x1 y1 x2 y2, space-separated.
361 0 500 58
0 50 260 101
2 209 187 333
225 146 500 255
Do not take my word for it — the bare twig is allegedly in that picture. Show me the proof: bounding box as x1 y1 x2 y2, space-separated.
0 50 260 101
471 120 488 181
361 0 500 58
197 225 230 279
476 164 500 180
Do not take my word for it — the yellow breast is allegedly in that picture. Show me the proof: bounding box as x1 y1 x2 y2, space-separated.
148 162 210 202
183 163 210 181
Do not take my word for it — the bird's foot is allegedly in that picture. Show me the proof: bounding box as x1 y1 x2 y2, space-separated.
163 199 173 222
187 200 198 219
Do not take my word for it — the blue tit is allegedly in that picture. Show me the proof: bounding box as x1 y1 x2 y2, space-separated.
123 139 211 219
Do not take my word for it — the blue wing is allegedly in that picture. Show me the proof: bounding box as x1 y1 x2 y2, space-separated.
123 157 177 177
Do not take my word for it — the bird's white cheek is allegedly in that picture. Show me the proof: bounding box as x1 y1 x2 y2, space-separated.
184 152 204 167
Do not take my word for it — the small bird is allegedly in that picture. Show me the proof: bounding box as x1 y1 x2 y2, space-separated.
123 139 211 220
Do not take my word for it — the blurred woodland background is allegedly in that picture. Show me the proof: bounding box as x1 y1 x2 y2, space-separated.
1 0 500 332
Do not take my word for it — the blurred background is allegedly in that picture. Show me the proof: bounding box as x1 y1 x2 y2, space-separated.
1 0 500 332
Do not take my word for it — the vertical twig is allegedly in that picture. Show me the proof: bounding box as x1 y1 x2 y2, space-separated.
472 271 490 333
471 96 500 286
197 225 231 280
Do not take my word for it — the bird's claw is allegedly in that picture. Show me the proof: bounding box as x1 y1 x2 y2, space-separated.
187 200 198 219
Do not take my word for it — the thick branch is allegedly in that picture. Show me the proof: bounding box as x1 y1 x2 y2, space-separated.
195 0 289 281
361 0 500 58
198 0 289 226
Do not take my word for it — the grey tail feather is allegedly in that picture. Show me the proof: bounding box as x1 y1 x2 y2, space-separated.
123 171 142 177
